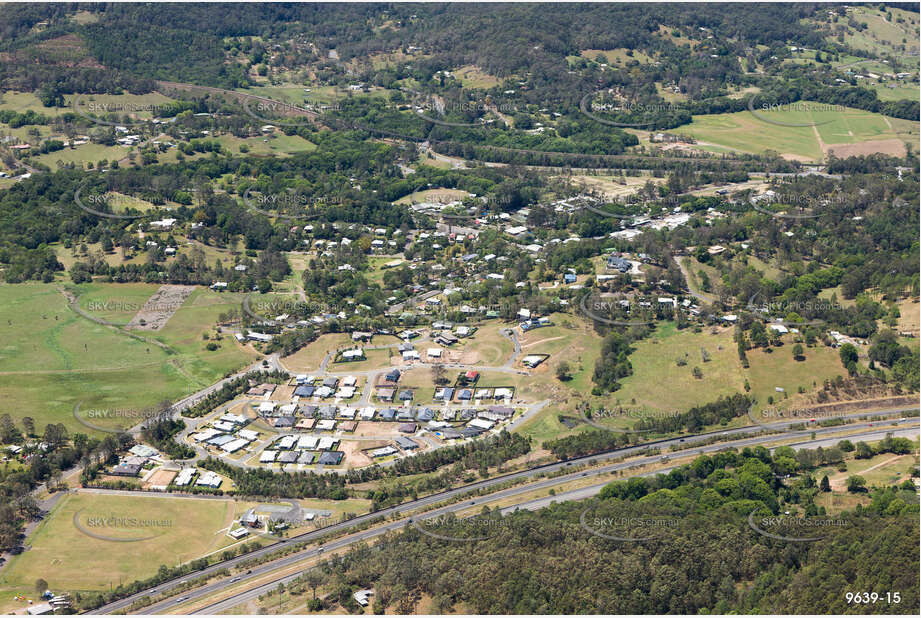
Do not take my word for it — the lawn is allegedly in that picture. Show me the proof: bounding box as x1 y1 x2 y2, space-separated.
0 493 234 601
0 283 254 434
743 340 848 412
678 103 919 161
394 188 471 205
603 322 744 419
453 65 501 89
216 133 316 156
464 322 514 365
281 333 354 372
32 143 129 170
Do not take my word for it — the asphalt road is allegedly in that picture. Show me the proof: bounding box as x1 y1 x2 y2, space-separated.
183 420 919 615
91 408 917 614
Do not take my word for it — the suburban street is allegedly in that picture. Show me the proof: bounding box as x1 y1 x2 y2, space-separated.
91 410 918 614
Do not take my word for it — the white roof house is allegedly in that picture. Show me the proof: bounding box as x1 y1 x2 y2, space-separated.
260 450 277 463
297 436 319 450
221 438 249 453
469 418 495 430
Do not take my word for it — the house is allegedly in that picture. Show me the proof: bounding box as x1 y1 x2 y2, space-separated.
564 273 577 284
150 218 177 230
294 385 315 397
402 349 420 361
317 451 344 465
522 355 546 368
129 444 159 458
398 389 414 401
488 405 515 418
462 370 479 383
377 387 395 402
316 419 337 431
395 436 419 450
277 451 298 464
221 438 249 453
351 331 373 342
371 446 398 458
606 255 632 272
398 422 417 433
434 387 454 401
322 377 339 388
173 468 197 486
379 408 397 421
469 418 495 430
457 388 473 401
196 471 222 487
297 435 319 450
416 408 435 422
341 348 364 361
110 462 142 477
384 369 401 383
339 421 358 432
260 450 277 463
353 590 374 607
229 527 250 540
427 347 443 359
434 333 458 346
273 416 295 428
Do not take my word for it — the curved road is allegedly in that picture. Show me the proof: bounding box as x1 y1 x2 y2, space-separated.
91 409 917 614
175 420 918 615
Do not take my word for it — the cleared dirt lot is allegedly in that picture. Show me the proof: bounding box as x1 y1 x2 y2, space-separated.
127 284 195 330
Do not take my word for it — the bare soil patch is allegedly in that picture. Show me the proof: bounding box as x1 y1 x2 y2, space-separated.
126 284 194 330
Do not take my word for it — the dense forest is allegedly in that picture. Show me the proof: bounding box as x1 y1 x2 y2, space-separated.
290 441 919 614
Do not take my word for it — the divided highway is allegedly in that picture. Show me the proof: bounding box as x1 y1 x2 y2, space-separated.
92 407 917 614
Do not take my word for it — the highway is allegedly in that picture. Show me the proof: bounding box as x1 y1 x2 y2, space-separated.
90 408 917 614
177 420 918 615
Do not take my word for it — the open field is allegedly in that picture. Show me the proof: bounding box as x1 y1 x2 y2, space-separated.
215 133 316 156
32 143 129 170
678 103 919 161
453 65 500 89
743 341 847 410
0 283 253 433
815 6 920 58
580 48 654 65
281 333 353 373
604 322 744 416
0 493 234 602
394 188 471 205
